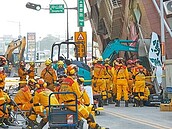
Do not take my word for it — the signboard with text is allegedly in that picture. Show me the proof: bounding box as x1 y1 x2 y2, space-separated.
149 32 162 67
49 4 64 13
74 32 87 57
27 33 36 61
77 0 84 27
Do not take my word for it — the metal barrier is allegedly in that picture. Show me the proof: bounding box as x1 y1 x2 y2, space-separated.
48 92 78 129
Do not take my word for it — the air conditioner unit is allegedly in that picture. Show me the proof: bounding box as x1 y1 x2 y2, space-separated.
163 0 172 17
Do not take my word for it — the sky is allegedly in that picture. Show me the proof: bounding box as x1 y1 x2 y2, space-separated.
0 0 92 41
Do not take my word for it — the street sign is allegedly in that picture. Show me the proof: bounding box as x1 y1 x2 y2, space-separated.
77 0 84 27
27 33 36 61
74 32 87 57
49 4 64 13
149 32 162 67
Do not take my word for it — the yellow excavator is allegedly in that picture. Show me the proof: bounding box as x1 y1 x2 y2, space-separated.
5 36 26 65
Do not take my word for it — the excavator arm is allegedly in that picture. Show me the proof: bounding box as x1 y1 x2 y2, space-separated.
102 39 138 61
5 39 21 62
18 37 26 62
4 36 26 64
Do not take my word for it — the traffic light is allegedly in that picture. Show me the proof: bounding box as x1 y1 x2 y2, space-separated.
76 44 84 58
36 53 39 60
26 2 41 11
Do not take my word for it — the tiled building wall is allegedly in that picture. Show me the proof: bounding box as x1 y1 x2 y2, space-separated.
121 0 172 59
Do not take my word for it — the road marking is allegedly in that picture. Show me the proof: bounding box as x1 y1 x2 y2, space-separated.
104 109 171 129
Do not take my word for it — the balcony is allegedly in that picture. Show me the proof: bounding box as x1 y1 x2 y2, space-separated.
99 0 124 39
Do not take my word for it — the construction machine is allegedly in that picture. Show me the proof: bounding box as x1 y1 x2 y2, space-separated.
3 37 26 77
4 36 26 65
51 41 91 86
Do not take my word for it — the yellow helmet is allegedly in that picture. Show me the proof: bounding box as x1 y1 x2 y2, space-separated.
30 62 35 66
45 59 52 66
77 77 84 85
28 79 36 89
57 60 64 65
104 58 110 64
28 79 36 84
92 59 97 64
78 77 84 83
97 56 103 62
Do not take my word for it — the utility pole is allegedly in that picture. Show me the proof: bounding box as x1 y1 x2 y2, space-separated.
160 0 166 99
62 0 69 59
77 0 85 62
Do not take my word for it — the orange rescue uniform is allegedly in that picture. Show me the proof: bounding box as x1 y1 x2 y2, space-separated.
0 72 6 88
41 66 57 91
14 85 33 110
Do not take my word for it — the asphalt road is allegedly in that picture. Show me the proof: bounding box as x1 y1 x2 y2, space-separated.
6 102 172 129
95 102 172 129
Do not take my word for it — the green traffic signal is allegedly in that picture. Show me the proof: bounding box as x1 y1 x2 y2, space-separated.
26 2 41 11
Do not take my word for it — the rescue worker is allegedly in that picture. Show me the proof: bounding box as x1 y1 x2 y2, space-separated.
111 59 118 102
132 59 147 107
91 59 103 107
59 64 108 129
0 56 6 67
114 58 129 107
25 78 59 129
27 62 35 79
54 74 67 104
8 62 13 77
91 59 97 78
0 67 6 90
56 60 66 76
18 61 28 88
0 87 11 128
126 60 135 96
92 56 107 106
77 77 91 129
14 79 36 111
77 77 90 106
41 59 58 91
104 58 115 104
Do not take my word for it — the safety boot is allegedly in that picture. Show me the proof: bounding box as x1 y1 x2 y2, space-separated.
125 101 129 107
103 99 109 105
4 118 16 126
0 118 8 129
98 99 103 107
0 122 8 128
22 119 38 129
115 100 120 107
108 97 115 104
134 99 139 107
140 100 144 107
112 95 117 102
